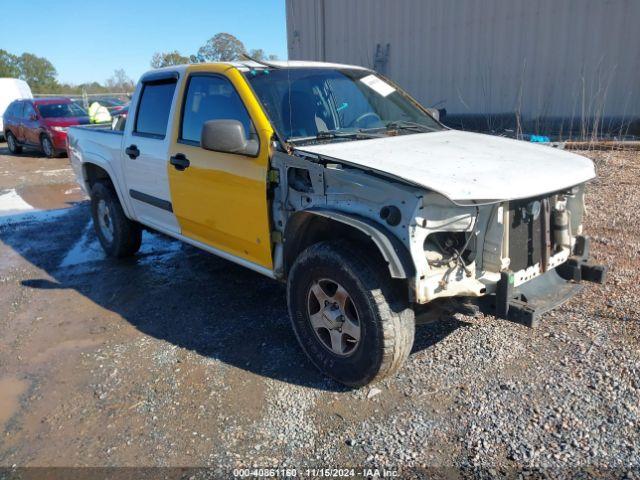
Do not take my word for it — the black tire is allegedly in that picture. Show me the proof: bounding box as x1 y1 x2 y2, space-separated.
40 134 55 158
6 132 22 154
287 241 415 387
90 181 142 258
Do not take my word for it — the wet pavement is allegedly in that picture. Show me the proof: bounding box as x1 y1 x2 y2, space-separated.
0 142 638 472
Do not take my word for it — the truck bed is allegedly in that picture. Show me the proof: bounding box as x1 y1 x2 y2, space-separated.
67 125 124 195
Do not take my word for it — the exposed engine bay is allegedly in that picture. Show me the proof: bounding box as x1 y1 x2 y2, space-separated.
270 148 605 327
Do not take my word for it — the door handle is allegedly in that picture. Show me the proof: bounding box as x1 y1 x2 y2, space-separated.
125 144 140 159
170 153 190 171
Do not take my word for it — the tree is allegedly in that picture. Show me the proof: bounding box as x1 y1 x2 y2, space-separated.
248 49 279 62
17 53 58 93
196 33 245 62
151 50 191 68
0 49 20 78
105 69 134 93
249 49 266 61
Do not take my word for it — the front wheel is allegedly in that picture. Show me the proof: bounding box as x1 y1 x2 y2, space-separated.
40 135 55 158
90 181 142 258
287 241 415 386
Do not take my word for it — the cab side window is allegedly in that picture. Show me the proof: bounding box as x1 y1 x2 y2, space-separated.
180 75 255 145
23 103 36 119
134 79 177 138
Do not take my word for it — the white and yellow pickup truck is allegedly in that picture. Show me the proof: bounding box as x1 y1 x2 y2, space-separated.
68 60 606 386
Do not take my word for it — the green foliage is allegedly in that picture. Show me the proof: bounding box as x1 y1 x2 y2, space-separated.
105 69 135 92
3 34 279 96
168 33 279 64
195 33 246 62
0 49 136 95
0 51 59 93
151 50 191 68
17 53 58 93
0 49 20 77
249 48 266 61
248 49 279 62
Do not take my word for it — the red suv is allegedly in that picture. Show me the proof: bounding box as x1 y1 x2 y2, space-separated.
3 98 89 157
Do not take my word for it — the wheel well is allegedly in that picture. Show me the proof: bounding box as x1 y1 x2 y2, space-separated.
83 163 113 190
283 212 390 278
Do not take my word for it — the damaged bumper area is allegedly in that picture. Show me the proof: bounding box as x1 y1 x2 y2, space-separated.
483 236 607 327
414 187 607 326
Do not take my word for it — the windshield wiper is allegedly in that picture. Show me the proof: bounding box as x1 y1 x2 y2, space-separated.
385 120 435 132
291 129 381 144
316 130 362 140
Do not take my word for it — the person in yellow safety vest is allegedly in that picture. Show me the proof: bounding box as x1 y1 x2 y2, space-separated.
88 101 112 124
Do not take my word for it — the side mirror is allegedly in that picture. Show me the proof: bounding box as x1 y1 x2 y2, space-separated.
201 119 258 156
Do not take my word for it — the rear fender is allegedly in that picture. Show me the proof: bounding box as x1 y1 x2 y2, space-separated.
81 161 134 219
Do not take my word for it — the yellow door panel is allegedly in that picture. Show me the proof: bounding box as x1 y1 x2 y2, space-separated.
167 64 275 270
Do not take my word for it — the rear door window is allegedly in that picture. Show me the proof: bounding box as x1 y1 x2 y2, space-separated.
7 101 23 118
134 79 177 138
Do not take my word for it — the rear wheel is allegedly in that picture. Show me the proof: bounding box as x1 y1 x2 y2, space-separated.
40 135 55 158
90 181 142 258
6 132 22 154
287 241 415 386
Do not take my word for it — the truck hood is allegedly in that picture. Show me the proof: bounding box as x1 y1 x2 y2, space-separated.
297 130 596 204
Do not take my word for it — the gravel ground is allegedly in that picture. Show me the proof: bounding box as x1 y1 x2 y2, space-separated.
0 144 638 476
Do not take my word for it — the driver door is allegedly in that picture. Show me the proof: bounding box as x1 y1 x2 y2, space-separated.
167 66 274 270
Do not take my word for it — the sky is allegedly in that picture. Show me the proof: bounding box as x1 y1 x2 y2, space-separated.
1 0 287 85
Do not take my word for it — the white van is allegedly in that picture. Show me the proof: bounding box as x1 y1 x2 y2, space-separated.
0 78 33 141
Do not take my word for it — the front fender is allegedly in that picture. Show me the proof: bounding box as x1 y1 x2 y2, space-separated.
285 208 415 279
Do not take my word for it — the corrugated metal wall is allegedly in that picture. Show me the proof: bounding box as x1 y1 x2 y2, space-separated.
286 0 640 136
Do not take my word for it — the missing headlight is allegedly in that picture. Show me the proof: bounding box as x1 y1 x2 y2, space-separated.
424 231 476 267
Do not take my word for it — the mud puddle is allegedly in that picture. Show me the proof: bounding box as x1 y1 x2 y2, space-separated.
16 183 86 211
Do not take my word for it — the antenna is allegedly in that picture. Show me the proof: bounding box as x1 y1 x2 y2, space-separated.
286 0 295 141
240 53 282 70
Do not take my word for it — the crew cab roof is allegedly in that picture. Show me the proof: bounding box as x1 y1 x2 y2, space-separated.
143 60 371 80
228 60 371 71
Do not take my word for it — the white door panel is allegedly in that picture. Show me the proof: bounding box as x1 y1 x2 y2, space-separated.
122 75 180 234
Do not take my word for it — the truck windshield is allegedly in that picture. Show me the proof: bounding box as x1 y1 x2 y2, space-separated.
38 102 87 118
244 67 442 144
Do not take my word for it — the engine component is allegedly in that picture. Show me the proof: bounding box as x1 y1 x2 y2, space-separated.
552 201 571 251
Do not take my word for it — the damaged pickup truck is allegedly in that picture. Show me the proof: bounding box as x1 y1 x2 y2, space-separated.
68 60 606 386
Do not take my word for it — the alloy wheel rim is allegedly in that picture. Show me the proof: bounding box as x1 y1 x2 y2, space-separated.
97 199 114 243
8 135 15 151
307 278 361 357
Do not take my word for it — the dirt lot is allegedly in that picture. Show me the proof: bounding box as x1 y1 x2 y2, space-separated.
0 142 638 475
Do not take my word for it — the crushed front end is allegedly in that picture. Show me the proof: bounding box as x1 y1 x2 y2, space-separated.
412 184 607 327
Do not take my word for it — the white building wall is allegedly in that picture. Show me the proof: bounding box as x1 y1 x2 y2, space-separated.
286 0 640 132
